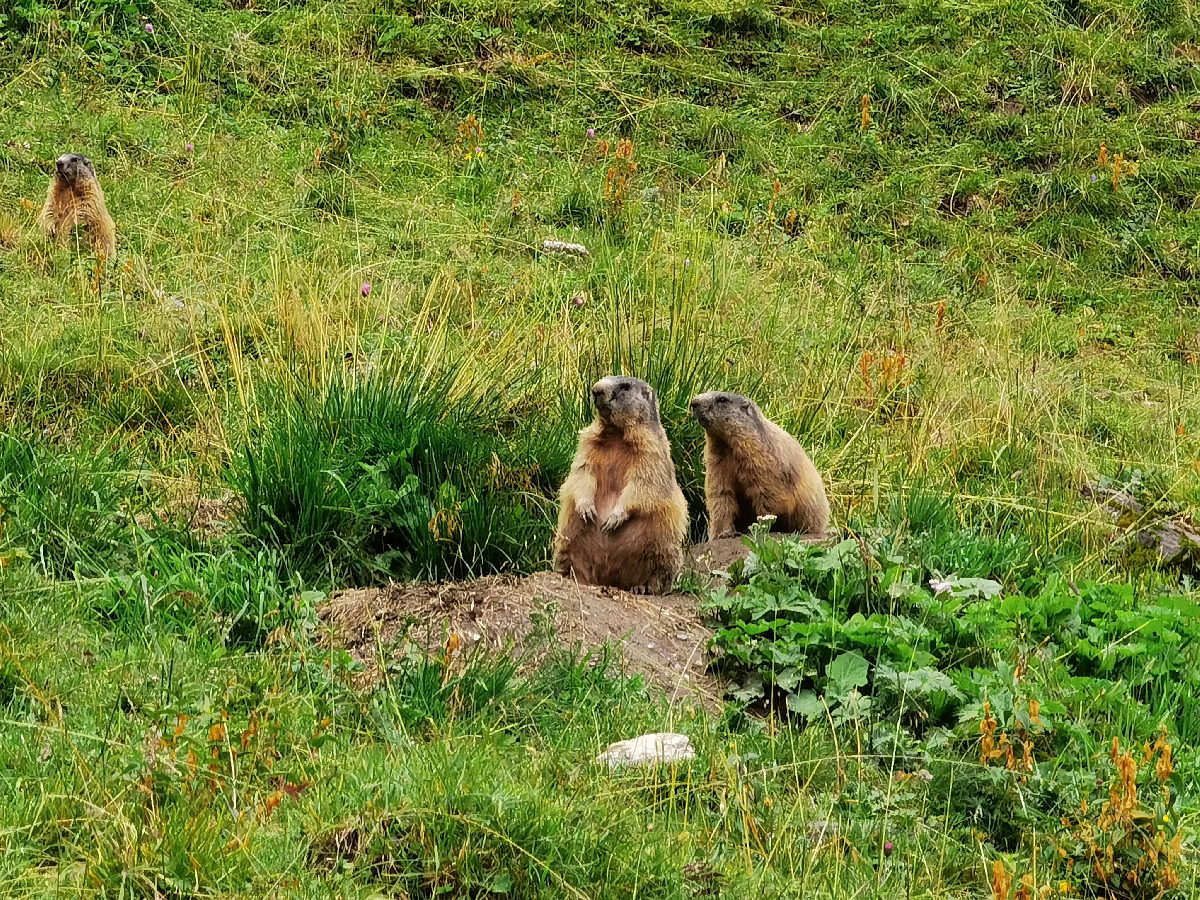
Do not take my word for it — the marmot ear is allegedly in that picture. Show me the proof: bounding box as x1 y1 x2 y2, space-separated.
740 400 750 412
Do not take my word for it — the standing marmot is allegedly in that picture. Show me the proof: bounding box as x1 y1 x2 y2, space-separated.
39 153 116 259
553 376 688 594
690 391 830 540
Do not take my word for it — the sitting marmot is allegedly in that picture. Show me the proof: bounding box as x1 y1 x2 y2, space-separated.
553 376 688 594
690 391 830 539
39 153 116 259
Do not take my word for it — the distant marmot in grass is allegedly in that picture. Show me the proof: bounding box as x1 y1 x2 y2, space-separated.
690 391 830 540
553 376 688 594
39 153 116 260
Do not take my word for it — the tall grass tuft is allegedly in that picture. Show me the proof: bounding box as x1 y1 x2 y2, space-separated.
228 354 559 584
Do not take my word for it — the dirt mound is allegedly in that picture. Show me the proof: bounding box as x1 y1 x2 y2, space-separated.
686 537 759 575
318 572 721 709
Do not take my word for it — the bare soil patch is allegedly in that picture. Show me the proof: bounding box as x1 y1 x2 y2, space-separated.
319 571 721 709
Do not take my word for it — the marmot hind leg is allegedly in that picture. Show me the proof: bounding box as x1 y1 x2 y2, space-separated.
611 521 681 594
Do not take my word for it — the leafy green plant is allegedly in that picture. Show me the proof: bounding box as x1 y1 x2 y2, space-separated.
707 524 961 723
1 0 153 39
708 524 1200 744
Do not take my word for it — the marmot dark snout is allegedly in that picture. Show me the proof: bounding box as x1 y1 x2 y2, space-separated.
56 153 95 183
591 376 662 431
40 152 116 259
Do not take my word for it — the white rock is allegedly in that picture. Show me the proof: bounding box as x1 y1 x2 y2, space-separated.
541 239 590 257
596 733 696 769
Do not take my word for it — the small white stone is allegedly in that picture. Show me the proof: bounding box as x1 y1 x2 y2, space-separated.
541 238 590 257
596 733 696 769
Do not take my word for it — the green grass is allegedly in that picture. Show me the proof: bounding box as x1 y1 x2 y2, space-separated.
1 0 1199 895
229 354 562 582
0 569 951 898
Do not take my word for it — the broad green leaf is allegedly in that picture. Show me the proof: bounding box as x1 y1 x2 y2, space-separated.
775 667 804 693
786 690 823 718
827 651 869 697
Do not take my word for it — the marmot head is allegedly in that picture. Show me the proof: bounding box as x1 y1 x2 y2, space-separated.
690 391 763 438
591 376 661 431
54 153 98 186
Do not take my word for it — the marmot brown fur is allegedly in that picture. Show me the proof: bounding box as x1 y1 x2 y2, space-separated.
553 376 688 594
690 391 830 540
39 153 116 259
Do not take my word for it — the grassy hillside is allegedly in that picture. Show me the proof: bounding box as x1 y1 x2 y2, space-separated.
1 0 1199 895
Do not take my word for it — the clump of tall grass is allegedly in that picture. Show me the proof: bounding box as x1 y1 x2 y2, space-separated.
228 353 563 584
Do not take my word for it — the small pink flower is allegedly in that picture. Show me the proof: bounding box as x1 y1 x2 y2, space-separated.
185 142 194 152
884 841 894 856
586 128 596 139
361 282 372 297
144 22 154 33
